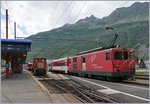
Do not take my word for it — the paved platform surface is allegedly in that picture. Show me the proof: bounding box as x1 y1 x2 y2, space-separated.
125 79 149 85
1 70 53 103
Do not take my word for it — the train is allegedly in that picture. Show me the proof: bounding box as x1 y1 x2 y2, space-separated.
49 46 136 81
28 63 33 71
49 58 69 74
14 63 23 73
32 58 48 76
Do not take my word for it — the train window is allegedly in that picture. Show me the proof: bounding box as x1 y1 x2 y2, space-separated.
73 64 77 68
106 52 110 60
124 52 128 60
82 57 86 63
61 62 65 66
73 58 77 63
114 52 122 60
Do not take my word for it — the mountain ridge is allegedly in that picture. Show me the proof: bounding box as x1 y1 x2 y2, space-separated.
26 2 149 61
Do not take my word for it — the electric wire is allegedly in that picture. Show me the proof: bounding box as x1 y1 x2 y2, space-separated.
48 1 60 26
53 0 73 28
1 2 5 13
73 0 87 23
29 37 97 43
117 1 129 8
67 1 75 20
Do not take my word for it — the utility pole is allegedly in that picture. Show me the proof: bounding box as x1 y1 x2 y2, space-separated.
6 9 9 78
6 9 8 39
14 22 16 39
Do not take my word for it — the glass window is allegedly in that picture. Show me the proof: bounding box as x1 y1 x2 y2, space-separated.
114 52 122 60
73 58 77 63
82 57 86 63
73 64 77 68
124 52 128 60
106 52 110 60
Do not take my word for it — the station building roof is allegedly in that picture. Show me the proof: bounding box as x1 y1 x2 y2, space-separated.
1 39 32 63
1 39 32 44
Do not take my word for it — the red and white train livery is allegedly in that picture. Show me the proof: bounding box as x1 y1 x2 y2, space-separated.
49 47 136 80
49 58 70 74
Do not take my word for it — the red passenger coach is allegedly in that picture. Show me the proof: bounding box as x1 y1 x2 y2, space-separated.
68 47 136 80
50 58 69 73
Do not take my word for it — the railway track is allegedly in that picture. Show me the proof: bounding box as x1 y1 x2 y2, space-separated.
35 74 122 103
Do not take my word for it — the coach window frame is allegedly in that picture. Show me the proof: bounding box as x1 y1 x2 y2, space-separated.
105 52 110 60
73 57 77 63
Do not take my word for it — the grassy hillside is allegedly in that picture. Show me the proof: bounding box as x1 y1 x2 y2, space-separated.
26 2 149 62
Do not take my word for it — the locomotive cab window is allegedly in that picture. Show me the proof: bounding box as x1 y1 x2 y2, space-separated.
124 52 128 60
106 52 110 60
114 52 122 60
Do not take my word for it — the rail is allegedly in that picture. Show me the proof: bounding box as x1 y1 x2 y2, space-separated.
37 74 122 103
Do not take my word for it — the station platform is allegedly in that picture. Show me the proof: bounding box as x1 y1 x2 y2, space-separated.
125 79 149 85
1 70 53 103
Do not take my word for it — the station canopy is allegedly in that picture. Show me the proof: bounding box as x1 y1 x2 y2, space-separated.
1 39 32 63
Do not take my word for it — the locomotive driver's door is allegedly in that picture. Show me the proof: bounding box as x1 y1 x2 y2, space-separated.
82 56 86 71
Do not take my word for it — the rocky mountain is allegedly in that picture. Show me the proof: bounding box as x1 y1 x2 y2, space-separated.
103 2 149 22
76 15 99 24
26 2 149 62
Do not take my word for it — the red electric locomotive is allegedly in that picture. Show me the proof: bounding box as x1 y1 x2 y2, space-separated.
32 58 47 76
68 47 136 81
50 47 136 81
49 27 137 81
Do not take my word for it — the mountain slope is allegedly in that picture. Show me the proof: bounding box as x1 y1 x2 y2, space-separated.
26 2 149 61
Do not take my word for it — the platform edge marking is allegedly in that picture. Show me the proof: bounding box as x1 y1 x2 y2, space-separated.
73 76 149 102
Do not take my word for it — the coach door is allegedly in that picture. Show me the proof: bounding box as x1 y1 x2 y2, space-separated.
82 56 86 71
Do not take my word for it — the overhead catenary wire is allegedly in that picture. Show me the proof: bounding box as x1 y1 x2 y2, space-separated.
53 0 73 28
30 37 97 43
4 1 13 18
73 0 87 23
117 1 129 9
67 1 75 20
48 1 60 26
1 2 5 13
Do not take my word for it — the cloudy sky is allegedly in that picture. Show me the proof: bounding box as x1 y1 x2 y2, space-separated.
1 1 147 39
